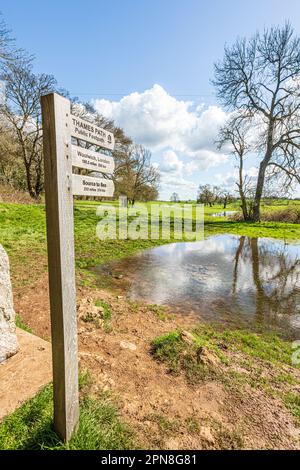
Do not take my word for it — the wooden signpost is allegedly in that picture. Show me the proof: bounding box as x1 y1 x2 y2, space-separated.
41 92 115 442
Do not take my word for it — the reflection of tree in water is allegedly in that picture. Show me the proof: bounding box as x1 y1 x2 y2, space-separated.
232 236 300 326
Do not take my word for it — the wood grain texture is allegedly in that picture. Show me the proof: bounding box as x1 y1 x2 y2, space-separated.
41 93 79 442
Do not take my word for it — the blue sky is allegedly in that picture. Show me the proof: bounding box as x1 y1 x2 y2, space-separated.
2 0 300 199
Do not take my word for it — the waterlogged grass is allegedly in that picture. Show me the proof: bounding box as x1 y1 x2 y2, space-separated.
204 219 300 240
0 380 135 450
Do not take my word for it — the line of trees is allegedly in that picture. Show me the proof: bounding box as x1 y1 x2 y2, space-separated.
0 14 159 202
197 184 233 208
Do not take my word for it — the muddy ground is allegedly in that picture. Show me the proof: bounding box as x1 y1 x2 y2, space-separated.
14 272 300 450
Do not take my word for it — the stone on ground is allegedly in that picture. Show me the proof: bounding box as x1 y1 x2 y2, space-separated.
0 245 18 363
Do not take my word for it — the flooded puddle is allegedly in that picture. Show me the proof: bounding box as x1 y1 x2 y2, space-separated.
211 210 237 217
94 235 300 339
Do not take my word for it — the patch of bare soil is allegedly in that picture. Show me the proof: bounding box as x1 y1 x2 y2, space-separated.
14 272 51 340
13 275 300 450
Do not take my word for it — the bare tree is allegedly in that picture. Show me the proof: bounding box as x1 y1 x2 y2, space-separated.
115 144 160 204
0 13 21 63
0 120 24 187
0 59 57 198
197 184 219 206
214 23 300 221
170 192 180 202
219 188 234 209
217 115 253 219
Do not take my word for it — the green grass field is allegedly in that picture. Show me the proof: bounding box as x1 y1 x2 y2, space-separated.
0 200 299 288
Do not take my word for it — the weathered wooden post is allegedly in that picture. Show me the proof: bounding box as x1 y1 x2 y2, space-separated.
41 93 79 442
41 92 115 442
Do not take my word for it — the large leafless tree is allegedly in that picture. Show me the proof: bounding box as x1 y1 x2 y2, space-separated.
214 23 300 221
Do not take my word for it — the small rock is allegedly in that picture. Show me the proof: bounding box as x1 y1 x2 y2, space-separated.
120 340 137 351
113 273 123 279
182 330 196 344
0 245 19 363
196 346 220 366
200 426 215 445
165 438 180 450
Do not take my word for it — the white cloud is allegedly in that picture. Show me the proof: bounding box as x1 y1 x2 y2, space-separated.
93 84 231 199
157 150 197 199
160 150 184 174
93 84 228 170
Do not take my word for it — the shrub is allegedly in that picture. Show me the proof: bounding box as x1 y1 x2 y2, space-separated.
229 207 300 223
262 208 300 223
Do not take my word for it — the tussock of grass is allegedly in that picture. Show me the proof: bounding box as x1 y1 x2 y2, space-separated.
262 207 300 223
151 331 218 384
284 392 300 425
0 383 135 450
95 299 112 332
231 207 300 224
151 331 184 373
148 304 169 321
15 314 32 333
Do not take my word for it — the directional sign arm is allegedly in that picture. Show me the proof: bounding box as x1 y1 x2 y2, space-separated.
70 116 115 150
71 145 115 173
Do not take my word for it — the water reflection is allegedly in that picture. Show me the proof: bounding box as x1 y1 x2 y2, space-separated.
95 235 300 338
211 210 237 217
